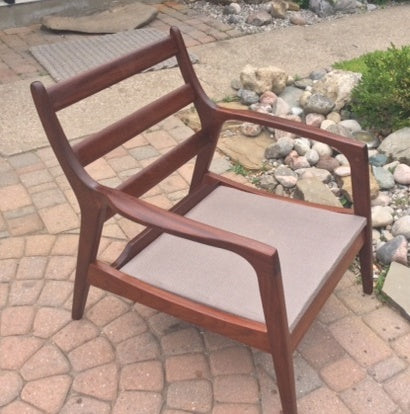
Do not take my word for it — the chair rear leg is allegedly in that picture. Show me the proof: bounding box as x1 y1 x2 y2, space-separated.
72 207 106 320
359 238 373 294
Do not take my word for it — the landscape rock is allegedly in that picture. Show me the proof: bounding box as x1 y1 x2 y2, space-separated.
326 111 341 123
224 3 241 14
265 137 294 159
239 89 260 105
294 138 311 155
378 127 410 164
372 166 395 190
371 206 394 228
274 165 298 187
294 177 342 207
325 123 353 138
352 130 379 148
393 163 410 185
42 3 158 33
259 90 277 105
305 113 325 127
392 215 410 240
279 86 304 109
272 97 291 116
240 65 288 95
310 70 361 111
371 193 391 207
299 167 332 183
304 93 335 115
376 235 408 265
316 155 340 172
334 165 351 177
240 122 263 137
305 149 320 165
311 141 332 157
369 153 388 167
290 13 307 25
269 0 288 18
259 174 278 191
339 119 362 134
246 10 272 26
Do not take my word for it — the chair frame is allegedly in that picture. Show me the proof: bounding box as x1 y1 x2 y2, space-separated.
31 27 373 414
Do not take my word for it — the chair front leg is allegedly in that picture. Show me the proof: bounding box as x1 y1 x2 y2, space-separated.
72 205 106 320
258 256 298 414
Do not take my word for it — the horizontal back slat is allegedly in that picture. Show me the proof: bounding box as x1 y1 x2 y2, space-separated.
73 84 196 166
48 36 177 111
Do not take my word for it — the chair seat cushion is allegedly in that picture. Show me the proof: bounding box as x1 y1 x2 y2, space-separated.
121 186 366 328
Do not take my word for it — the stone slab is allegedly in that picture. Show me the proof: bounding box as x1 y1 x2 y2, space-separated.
382 261 410 320
294 177 342 207
42 3 158 34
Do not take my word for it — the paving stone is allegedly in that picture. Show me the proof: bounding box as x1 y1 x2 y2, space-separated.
144 129 178 150
37 280 72 306
341 378 397 414
212 404 260 414
20 169 53 187
9 280 43 305
32 306 71 338
31 187 67 209
38 203 79 234
298 322 345 369
368 356 407 383
214 375 259 404
202 331 240 351
44 256 76 280
120 360 164 391
0 283 8 308
336 284 380 315
21 374 72 413
161 327 204 355
391 333 410 360
72 363 118 401
16 256 48 280
158 173 189 194
148 311 188 337
363 306 410 341
53 319 100 352
117 332 160 365
166 353 211 382
134 302 159 319
384 368 410 411
294 354 323 397
86 295 129 326
8 152 40 170
0 370 23 406
329 316 393 367
167 380 213 412
298 387 351 414
7 212 44 236
1 400 43 414
0 306 35 336
51 234 79 256
60 396 111 414
256 366 285 414
129 145 159 161
210 346 254 376
68 336 115 371
0 237 25 259
0 184 32 211
85 158 117 180
98 239 127 263
320 356 366 391
318 294 350 324
113 391 162 414
24 234 56 256
21 343 70 381
0 259 17 282
103 310 147 343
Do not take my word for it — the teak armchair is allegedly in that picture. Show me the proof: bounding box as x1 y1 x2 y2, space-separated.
31 27 373 414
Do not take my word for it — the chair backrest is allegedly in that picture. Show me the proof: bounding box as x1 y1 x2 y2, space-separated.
30 27 217 207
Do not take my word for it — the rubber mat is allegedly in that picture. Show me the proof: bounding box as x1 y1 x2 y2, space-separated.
30 28 198 82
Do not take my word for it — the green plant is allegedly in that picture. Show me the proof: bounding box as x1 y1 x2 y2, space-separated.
374 265 389 302
293 0 309 9
221 95 240 103
230 163 249 177
332 55 369 74
349 44 410 133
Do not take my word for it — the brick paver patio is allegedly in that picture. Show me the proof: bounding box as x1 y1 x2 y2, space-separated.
0 2 409 413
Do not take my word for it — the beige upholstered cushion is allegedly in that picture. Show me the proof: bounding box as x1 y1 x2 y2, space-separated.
121 186 366 328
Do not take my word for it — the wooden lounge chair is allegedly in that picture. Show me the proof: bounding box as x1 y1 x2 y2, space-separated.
31 27 373 414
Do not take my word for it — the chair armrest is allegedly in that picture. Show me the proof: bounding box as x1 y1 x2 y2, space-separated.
213 106 371 219
101 186 278 273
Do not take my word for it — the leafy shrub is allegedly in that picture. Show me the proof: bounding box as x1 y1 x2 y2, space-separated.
349 44 410 133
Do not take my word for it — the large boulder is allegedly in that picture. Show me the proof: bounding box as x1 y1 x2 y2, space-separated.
378 127 410 165
309 0 360 17
240 64 288 95
310 70 361 111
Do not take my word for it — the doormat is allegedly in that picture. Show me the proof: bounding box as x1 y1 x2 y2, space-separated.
30 28 198 82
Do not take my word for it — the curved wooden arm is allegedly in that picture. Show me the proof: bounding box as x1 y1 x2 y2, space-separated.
101 186 278 272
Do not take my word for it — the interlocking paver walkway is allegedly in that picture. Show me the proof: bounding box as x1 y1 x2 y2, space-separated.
1 2 410 413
